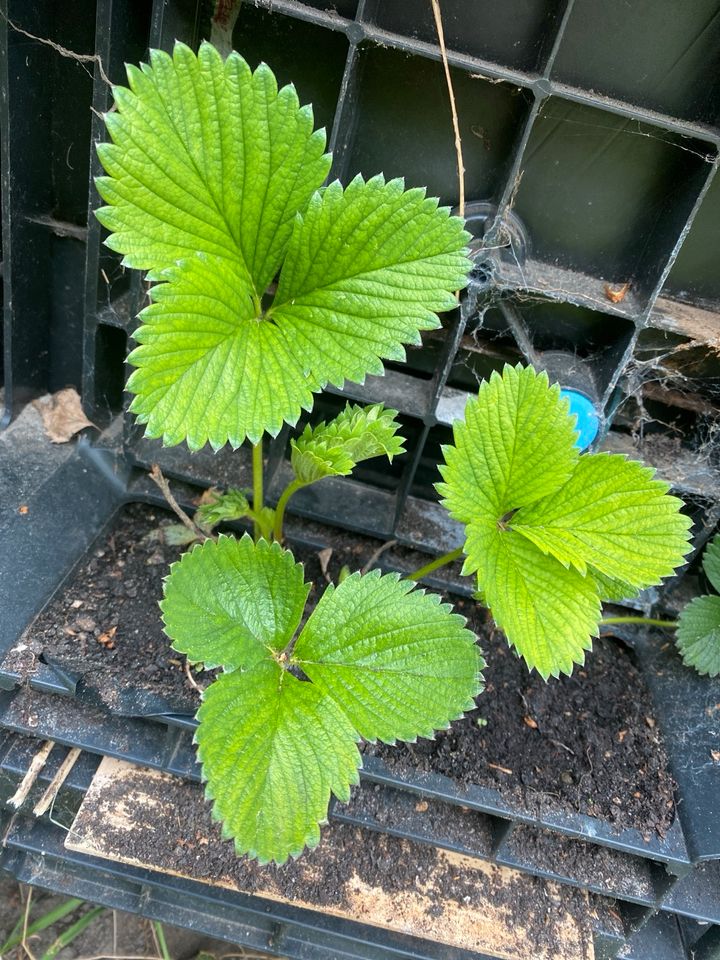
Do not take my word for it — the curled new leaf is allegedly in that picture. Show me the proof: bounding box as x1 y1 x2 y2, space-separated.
440 364 691 678
291 403 404 485
161 536 483 863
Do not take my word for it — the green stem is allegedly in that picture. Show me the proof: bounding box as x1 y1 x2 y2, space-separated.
153 921 172 960
406 546 464 582
0 898 84 954
39 906 105 960
599 616 678 629
252 440 264 541
272 479 303 543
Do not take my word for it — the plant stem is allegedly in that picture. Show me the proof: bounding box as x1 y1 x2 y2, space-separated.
406 546 464 582
252 441 264 541
152 922 171 960
272 479 303 543
39 906 105 960
599 616 678 629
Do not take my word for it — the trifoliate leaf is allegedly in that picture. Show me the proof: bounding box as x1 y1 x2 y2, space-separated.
439 363 689 677
703 534 720 594
438 364 579 523
99 47 469 450
465 520 600 678
162 535 481 862
161 535 309 669
291 403 405 485
96 42 330 291
126 255 319 449
512 453 692 589
676 596 720 677
270 175 471 387
196 660 361 863
195 488 251 529
294 570 483 742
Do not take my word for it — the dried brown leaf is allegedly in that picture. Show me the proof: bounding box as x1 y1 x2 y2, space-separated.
34 388 95 443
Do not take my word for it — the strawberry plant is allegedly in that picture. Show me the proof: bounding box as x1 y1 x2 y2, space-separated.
98 41 693 864
97 41 482 863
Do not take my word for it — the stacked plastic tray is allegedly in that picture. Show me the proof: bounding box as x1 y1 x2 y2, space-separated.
1 0 719 957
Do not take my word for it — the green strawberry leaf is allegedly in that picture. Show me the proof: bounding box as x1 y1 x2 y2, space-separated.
676 595 720 677
270 175 471 387
293 569 483 742
587 567 639 603
291 403 405 485
465 519 600 678
197 659 361 863
195 488 251 529
437 363 579 524
439 363 689 677
161 535 309 670
703 534 720 594
162 536 482 862
512 453 692 589
99 46 470 450
126 255 319 449
96 41 330 291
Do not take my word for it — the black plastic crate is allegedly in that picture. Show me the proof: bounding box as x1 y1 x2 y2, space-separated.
1 0 719 955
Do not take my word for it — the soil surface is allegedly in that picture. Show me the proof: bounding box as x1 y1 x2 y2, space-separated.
370 598 676 837
7 502 676 837
68 759 599 960
340 782 657 902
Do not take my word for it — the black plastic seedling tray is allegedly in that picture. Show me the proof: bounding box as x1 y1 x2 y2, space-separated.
0 729 690 960
1 433 719 956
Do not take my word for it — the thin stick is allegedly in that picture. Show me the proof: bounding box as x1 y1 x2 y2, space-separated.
0 15 112 87
406 546 463 582
149 464 206 541
8 741 54 810
21 887 36 960
184 659 202 693
361 539 398 575
252 441 264 541
33 748 82 818
599 616 678 629
430 0 465 218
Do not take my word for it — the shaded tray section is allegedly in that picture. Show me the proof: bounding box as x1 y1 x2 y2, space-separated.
335 781 668 907
0 503 209 718
66 757 606 960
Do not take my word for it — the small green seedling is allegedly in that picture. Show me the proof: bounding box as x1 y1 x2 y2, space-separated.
97 41 692 863
676 534 720 676
97 42 482 863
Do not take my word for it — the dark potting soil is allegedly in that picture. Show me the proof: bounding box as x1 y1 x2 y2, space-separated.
11 502 675 837
340 782 658 902
370 598 676 837
70 761 598 960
